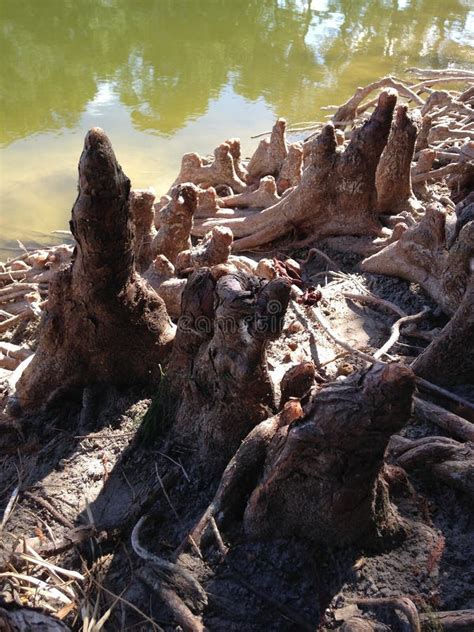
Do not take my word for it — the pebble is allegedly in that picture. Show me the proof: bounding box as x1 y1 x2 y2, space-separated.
286 320 304 334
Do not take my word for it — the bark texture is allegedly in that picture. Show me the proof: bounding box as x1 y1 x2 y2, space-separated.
0 607 70 631
129 188 156 272
411 277 474 388
246 118 288 182
375 105 421 216
167 269 291 470
219 176 280 209
143 255 186 320
205 363 415 548
152 184 198 265
243 363 414 545
175 226 233 273
277 141 303 194
15 128 175 412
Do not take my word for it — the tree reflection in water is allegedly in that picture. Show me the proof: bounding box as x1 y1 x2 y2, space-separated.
1 0 472 145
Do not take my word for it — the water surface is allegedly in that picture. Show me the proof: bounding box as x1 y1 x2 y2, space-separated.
1 0 473 255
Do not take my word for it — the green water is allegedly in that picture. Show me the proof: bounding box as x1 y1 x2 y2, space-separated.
0 0 473 255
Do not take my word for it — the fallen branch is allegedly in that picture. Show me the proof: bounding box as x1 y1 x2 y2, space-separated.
373 307 430 359
306 301 474 412
413 398 474 442
407 67 474 79
349 596 420 632
131 516 207 604
23 491 74 530
343 292 406 318
138 568 204 632
411 77 474 90
332 77 423 125
419 609 474 631
0 302 44 333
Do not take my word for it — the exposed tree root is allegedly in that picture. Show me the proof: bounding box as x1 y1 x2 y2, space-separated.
389 435 474 498
198 89 398 251
413 398 474 443
185 363 415 551
349 596 421 632
13 128 175 412
246 118 288 182
419 609 474 631
143 255 186 320
166 269 291 469
224 137 248 183
411 278 474 387
375 105 421 216
129 188 157 272
152 184 198 265
276 142 303 194
172 143 246 193
242 363 414 545
175 226 233 273
373 307 430 360
218 175 280 209
362 207 473 316
194 187 221 218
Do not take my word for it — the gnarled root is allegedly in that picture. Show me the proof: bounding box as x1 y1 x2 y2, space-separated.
152 184 198 265
167 269 291 470
129 188 156 272
349 596 421 632
14 128 175 412
143 255 186 320
376 105 421 216
277 141 303 194
175 226 233 273
389 435 474 498
172 143 246 193
362 207 473 316
243 363 415 545
413 398 474 442
195 186 221 218
197 363 415 549
218 175 280 209
411 277 474 388
412 148 436 197
198 90 397 251
225 137 248 183
331 76 423 126
246 118 288 181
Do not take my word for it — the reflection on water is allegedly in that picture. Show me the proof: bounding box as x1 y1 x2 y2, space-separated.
0 0 473 253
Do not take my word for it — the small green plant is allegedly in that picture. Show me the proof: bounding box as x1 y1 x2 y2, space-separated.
139 365 177 443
